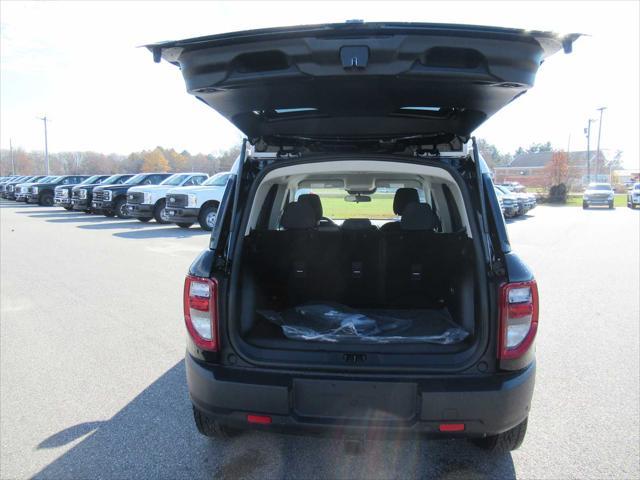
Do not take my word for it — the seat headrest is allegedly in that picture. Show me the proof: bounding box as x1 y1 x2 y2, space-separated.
393 188 419 215
341 218 375 230
401 203 438 231
298 193 323 221
280 202 317 230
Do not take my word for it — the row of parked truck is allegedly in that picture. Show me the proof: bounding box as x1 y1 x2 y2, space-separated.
0 171 231 230
493 183 537 218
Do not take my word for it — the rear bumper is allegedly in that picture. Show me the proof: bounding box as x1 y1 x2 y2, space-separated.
126 203 153 218
187 354 535 437
165 207 199 223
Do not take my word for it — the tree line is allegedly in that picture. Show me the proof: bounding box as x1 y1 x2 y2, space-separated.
0 145 241 176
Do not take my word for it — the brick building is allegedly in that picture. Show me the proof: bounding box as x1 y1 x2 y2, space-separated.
494 150 608 189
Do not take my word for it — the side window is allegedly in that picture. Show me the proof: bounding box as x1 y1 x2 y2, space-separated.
184 176 199 186
194 176 207 185
62 178 72 185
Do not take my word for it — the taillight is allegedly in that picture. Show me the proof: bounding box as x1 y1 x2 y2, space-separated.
498 280 539 360
183 275 218 351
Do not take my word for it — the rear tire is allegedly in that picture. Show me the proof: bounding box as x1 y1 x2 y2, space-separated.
198 203 219 231
153 199 170 224
192 407 239 439
115 198 129 219
582 201 588 209
137 217 152 222
104 211 115 217
609 201 614 209
471 417 528 453
63 206 73 211
177 222 193 229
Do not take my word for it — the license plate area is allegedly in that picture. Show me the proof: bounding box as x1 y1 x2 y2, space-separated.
293 379 417 422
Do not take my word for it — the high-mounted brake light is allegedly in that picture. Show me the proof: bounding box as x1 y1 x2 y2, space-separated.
183 275 218 351
498 280 539 360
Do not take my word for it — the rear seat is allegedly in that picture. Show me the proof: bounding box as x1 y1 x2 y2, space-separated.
248 202 344 304
246 201 471 309
340 218 380 306
383 202 471 307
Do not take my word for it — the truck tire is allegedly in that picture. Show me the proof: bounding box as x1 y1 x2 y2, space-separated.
608 201 614 209
115 198 130 219
177 223 193 229
471 417 528 453
153 199 170 224
192 407 239 439
40 193 54 206
198 203 219 231
582 201 588 209
137 217 152 222
63 206 73 211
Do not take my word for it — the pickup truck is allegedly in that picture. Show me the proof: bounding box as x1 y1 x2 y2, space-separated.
92 172 172 218
0 176 29 198
71 174 133 213
164 172 231 230
54 175 111 210
582 183 615 209
125 172 208 223
25 175 90 205
6 176 47 200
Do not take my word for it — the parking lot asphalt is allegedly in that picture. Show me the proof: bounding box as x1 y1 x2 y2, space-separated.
1 201 638 480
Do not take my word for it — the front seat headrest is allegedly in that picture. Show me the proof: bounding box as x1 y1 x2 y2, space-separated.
341 218 375 230
297 193 323 221
280 202 317 230
393 188 420 215
401 203 438 231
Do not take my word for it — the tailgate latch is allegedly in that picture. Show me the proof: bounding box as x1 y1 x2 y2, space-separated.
340 46 369 70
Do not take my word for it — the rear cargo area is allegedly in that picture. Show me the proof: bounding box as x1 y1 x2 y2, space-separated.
238 227 477 352
230 159 483 360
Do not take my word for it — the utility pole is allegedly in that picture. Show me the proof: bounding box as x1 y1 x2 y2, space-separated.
37 115 50 174
584 119 595 184
10 138 15 175
594 106 607 183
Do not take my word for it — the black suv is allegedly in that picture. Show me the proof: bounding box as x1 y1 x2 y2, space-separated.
71 174 133 213
149 22 577 452
92 173 171 218
26 175 89 205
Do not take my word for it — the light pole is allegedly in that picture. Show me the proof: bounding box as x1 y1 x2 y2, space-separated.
584 119 596 184
10 138 15 175
594 106 607 182
37 115 50 174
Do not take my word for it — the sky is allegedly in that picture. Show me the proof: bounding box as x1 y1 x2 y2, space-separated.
1 1 638 168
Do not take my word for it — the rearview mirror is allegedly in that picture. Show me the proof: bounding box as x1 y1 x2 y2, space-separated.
344 194 371 203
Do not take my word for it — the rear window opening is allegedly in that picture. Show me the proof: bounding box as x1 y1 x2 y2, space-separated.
229 158 487 369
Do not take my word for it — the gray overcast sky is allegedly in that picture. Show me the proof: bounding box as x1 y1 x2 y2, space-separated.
1 1 638 168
